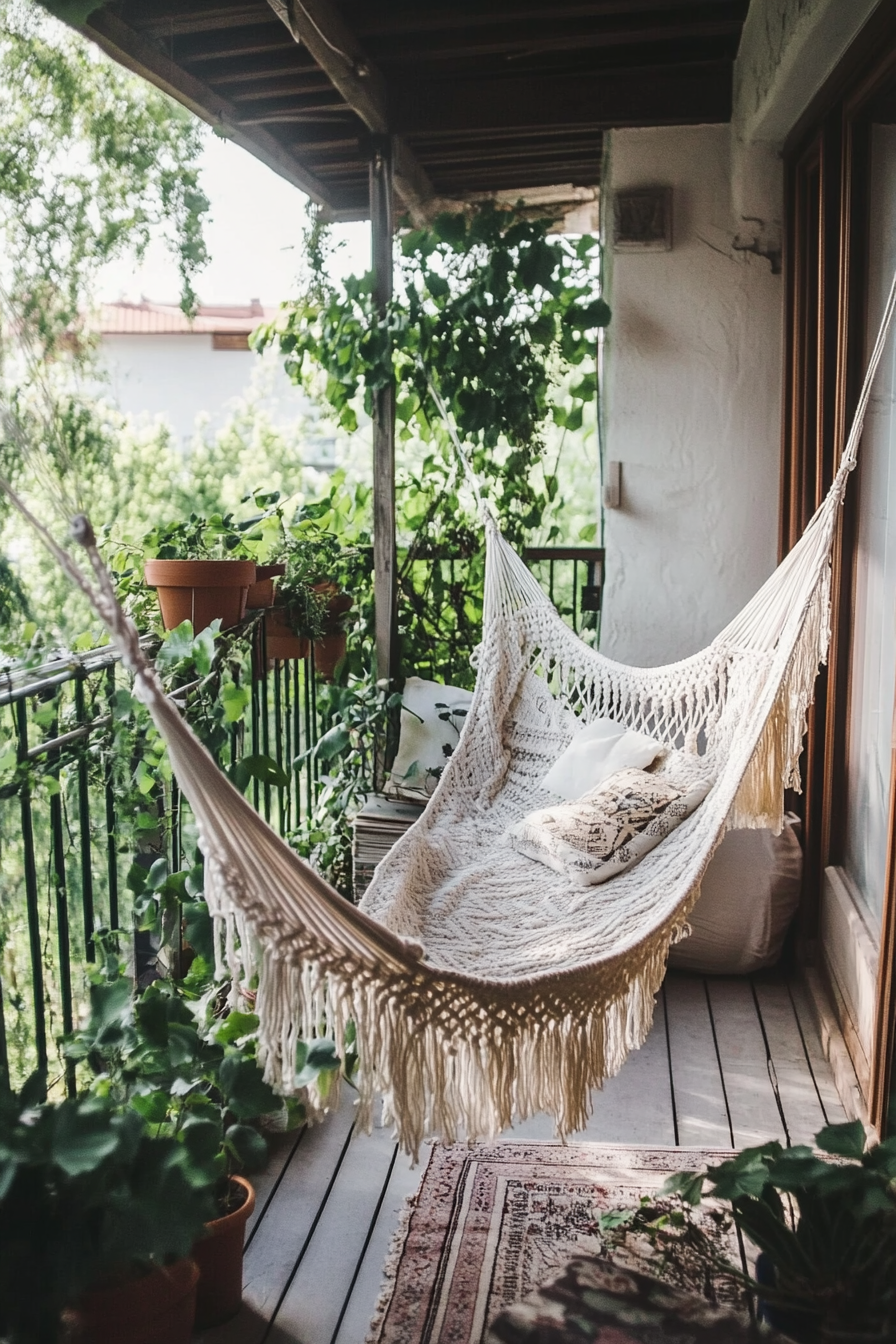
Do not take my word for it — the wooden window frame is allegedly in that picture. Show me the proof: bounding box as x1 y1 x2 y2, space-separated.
783 25 896 1133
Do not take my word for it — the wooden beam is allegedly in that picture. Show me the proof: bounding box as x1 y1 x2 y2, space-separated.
391 61 733 135
368 20 744 66
266 0 436 223
348 0 748 39
83 9 335 207
369 139 398 688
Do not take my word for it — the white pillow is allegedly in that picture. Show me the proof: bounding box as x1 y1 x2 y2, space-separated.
541 715 664 801
385 676 474 802
508 763 711 887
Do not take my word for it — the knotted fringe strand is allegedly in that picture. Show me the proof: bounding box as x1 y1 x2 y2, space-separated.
230 890 701 1160
729 558 832 833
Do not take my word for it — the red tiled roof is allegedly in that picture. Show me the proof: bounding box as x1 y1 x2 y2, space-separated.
95 299 278 336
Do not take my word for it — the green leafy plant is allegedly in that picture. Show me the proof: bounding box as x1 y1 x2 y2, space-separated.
0 1070 216 1344
639 1120 896 1340
64 920 343 1211
256 203 608 684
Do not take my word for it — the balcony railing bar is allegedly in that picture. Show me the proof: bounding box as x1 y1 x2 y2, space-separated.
1 545 601 1096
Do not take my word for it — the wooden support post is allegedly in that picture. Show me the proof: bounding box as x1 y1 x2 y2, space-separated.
370 136 397 688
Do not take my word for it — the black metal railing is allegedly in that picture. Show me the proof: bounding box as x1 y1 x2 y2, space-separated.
0 544 602 1093
0 630 325 1095
522 546 604 638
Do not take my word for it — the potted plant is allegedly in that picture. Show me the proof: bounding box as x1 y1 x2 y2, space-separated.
64 933 337 1330
601 1119 896 1342
0 1072 216 1344
246 561 286 610
140 514 258 633
269 517 355 678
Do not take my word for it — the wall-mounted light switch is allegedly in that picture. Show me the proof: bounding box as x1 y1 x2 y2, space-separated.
603 460 621 509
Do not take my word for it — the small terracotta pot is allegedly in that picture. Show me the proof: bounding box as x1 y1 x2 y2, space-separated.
312 630 348 681
246 563 286 610
144 559 256 633
264 608 310 661
192 1176 256 1329
68 1257 198 1344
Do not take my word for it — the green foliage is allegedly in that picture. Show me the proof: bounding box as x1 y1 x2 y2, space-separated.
0 0 209 353
256 205 606 684
0 1070 216 1344
64 920 341 1210
654 1121 896 1338
256 203 608 551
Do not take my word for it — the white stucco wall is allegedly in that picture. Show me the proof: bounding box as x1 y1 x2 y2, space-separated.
600 125 782 667
734 0 886 145
98 334 309 446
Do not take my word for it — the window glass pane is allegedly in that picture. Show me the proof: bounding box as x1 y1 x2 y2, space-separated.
843 112 896 926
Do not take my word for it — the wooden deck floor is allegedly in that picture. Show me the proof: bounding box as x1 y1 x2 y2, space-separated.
198 971 846 1344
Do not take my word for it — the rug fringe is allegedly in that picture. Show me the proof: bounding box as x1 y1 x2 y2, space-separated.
365 1184 423 1344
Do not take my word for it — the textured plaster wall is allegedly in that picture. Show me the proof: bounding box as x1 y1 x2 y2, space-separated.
600 125 782 668
734 0 885 144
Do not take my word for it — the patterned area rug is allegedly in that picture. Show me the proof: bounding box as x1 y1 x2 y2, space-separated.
368 1141 742 1344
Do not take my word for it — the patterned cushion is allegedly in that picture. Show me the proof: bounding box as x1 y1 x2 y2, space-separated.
486 1255 781 1343
507 764 711 887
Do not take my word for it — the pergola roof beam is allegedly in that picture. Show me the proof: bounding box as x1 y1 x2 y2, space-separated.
85 8 332 207
348 0 745 38
266 0 436 222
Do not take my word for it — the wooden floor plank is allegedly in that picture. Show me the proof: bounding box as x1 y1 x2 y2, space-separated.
266 1112 400 1344
244 1127 305 1243
788 978 849 1126
752 977 828 1145
582 990 676 1145
194 972 851 1344
331 1146 423 1344
664 973 732 1148
198 1089 357 1344
706 977 786 1147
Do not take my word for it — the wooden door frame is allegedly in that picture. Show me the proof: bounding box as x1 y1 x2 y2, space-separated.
783 31 896 1133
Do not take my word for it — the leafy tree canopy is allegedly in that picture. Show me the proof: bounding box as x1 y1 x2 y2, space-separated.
0 0 209 356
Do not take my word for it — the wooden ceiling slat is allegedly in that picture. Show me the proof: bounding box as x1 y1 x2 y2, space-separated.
370 19 745 65
134 5 277 39
171 25 293 63
346 0 746 38
392 61 733 135
198 55 321 86
228 78 336 100
85 0 748 219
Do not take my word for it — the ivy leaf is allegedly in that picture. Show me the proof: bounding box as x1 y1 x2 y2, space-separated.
224 1123 268 1174
660 1170 706 1206
228 753 289 792
220 678 251 724
315 724 350 762
816 1120 866 1160
157 621 195 667
215 1011 260 1046
218 1055 279 1120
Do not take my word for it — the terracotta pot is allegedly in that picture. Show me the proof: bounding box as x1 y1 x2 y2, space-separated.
144 559 256 633
312 630 348 681
192 1176 256 1329
246 563 286 610
68 1257 198 1344
264 608 310 661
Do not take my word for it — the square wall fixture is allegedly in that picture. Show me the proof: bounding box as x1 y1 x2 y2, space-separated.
613 188 672 252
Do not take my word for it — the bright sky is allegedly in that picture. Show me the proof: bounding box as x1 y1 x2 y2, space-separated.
98 130 371 308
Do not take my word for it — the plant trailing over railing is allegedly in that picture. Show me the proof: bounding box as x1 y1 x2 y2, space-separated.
256 203 609 550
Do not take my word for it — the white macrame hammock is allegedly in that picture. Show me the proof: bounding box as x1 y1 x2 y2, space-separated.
13 272 896 1158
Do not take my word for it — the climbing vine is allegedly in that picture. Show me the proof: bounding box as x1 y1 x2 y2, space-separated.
255 203 609 549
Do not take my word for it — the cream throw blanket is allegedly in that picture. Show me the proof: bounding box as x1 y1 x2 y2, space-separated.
10 272 895 1157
